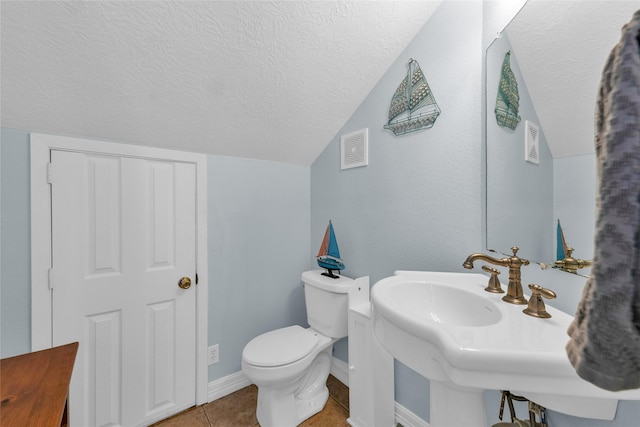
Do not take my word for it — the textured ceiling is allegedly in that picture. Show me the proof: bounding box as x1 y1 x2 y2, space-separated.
503 0 639 158
1 0 441 165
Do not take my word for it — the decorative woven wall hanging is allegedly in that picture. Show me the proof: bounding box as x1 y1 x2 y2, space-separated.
495 51 521 130
384 58 440 136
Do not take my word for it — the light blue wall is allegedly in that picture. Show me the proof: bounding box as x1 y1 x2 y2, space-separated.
311 1 484 421
554 154 596 263
0 129 31 357
207 155 310 379
545 153 598 315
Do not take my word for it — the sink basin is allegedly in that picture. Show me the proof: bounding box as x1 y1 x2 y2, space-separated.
371 271 640 425
377 279 501 327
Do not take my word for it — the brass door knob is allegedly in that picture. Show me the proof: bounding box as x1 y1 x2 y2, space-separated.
178 277 192 289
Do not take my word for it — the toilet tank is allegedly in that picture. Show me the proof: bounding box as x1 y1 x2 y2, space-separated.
302 270 355 339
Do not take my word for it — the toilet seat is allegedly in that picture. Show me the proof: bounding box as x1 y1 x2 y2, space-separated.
243 325 319 367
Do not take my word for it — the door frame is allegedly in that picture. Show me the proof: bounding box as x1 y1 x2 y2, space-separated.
30 132 209 406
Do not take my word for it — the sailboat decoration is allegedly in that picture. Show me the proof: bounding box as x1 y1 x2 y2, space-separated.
316 221 345 279
384 58 441 136
556 219 569 261
495 51 522 130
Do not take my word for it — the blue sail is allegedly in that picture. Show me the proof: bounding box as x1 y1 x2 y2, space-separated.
557 220 568 261
327 222 341 259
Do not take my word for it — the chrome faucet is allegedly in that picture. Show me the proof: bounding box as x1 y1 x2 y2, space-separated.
463 247 529 305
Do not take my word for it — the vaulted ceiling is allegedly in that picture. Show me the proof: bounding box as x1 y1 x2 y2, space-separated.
3 1 636 165
1 0 441 165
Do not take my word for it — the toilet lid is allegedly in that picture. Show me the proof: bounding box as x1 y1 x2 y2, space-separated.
243 325 319 367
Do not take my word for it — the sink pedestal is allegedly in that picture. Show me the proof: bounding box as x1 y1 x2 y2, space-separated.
371 271 640 425
431 381 485 427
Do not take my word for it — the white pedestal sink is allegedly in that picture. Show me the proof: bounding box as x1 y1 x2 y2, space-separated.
371 271 640 427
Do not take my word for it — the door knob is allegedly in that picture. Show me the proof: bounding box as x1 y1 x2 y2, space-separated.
178 277 191 289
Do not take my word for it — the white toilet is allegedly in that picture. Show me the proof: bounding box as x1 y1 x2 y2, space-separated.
241 270 355 427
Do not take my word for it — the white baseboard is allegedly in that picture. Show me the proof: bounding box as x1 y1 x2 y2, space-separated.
207 370 252 402
395 401 430 427
330 356 350 386
207 357 429 427
207 357 348 403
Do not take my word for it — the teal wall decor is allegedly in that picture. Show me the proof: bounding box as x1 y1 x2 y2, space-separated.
384 58 440 136
495 51 521 130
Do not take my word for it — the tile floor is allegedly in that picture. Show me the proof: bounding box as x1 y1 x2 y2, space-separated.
152 375 350 427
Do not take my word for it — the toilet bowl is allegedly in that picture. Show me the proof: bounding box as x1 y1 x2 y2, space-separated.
242 325 335 426
241 270 355 427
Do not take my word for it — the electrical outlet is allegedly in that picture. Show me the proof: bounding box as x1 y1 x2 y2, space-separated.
208 344 219 365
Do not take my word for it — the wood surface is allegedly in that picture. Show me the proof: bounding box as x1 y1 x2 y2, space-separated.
1 342 78 427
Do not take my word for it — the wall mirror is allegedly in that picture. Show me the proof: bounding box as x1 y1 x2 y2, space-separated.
485 0 639 274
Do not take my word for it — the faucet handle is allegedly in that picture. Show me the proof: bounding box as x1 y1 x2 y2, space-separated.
510 246 530 266
481 265 504 293
523 284 556 318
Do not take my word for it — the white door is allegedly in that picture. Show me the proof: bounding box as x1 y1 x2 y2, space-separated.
50 150 197 426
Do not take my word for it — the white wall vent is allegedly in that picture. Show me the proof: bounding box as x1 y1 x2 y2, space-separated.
341 128 368 170
525 120 540 164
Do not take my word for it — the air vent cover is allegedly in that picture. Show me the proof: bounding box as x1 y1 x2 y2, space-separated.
341 128 368 170
525 120 540 164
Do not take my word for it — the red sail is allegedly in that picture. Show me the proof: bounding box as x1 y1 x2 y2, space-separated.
317 224 330 257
